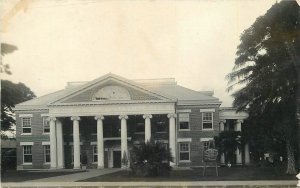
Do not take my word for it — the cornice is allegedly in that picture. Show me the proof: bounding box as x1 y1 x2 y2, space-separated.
177 100 222 106
48 100 176 107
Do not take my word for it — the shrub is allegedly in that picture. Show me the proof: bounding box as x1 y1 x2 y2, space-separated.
130 140 172 177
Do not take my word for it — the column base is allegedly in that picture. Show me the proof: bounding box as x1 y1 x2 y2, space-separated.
97 166 104 169
170 162 176 167
73 166 81 170
57 166 64 169
50 167 57 169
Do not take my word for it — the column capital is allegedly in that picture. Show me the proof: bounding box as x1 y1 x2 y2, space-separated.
95 115 105 120
167 113 177 119
119 115 128 120
143 114 152 119
71 116 81 121
236 119 244 124
220 119 226 124
47 117 56 121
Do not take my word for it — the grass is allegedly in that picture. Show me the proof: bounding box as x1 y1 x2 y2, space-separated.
1 169 84 182
79 166 297 182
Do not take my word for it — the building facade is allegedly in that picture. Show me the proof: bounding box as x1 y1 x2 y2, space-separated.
14 73 249 170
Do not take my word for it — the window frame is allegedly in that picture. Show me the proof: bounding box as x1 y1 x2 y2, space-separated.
178 113 190 131
135 122 145 134
93 145 98 163
203 141 210 151
23 145 32 164
22 117 32 134
202 112 214 130
43 117 50 134
179 142 190 162
44 145 51 164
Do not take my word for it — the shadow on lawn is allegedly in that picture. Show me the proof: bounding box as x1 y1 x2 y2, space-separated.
79 166 297 182
1 170 83 182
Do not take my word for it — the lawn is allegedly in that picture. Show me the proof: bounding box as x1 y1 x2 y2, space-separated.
1 169 84 182
79 166 297 182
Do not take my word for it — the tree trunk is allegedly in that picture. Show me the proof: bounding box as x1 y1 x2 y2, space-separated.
285 42 300 170
297 71 300 170
285 139 296 174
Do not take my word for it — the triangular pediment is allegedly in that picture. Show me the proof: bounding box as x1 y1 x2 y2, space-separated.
50 73 175 105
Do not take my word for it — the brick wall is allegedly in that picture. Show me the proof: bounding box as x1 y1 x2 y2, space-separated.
16 110 49 169
176 105 220 167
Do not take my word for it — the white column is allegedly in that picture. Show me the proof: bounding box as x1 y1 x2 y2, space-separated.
220 153 225 165
143 114 152 142
235 119 242 131
71 116 81 169
220 120 226 131
119 115 128 168
219 120 226 164
168 113 176 166
95 115 105 169
235 119 243 164
245 143 250 165
49 117 57 169
56 119 64 168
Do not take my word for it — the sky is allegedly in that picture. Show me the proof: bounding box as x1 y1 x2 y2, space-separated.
1 0 277 107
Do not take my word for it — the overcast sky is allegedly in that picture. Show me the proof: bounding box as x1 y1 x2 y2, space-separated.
1 0 277 106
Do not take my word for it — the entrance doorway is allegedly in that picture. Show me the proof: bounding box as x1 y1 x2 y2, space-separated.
113 151 121 168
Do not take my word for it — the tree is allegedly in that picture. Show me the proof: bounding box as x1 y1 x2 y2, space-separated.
227 0 300 174
130 140 172 177
1 80 36 133
1 43 18 75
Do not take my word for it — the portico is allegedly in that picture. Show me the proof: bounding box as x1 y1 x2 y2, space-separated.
46 102 177 169
219 107 249 165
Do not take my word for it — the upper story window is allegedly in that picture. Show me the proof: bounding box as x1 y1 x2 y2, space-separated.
135 122 145 133
43 117 50 134
156 121 167 133
22 117 31 134
202 112 213 130
179 113 190 130
201 110 214 130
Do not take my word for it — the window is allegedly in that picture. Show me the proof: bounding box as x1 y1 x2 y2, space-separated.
201 139 215 151
43 117 50 133
203 141 210 151
135 122 145 133
44 145 50 163
179 113 189 130
22 117 31 133
23 145 32 163
156 121 167 132
93 146 98 163
179 142 190 161
202 112 213 130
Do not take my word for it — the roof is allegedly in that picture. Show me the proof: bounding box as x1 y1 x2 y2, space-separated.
143 84 219 101
15 73 221 109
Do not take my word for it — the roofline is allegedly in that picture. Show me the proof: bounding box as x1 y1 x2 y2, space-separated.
49 73 177 104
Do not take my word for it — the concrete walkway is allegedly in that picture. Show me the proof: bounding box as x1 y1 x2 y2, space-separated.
23 168 121 182
2 180 298 187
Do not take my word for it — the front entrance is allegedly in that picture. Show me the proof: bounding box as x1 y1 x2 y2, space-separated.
113 151 121 168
